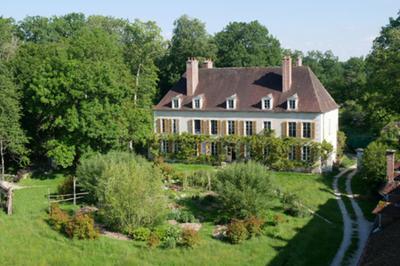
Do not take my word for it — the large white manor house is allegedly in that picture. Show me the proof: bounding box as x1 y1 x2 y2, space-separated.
153 56 339 170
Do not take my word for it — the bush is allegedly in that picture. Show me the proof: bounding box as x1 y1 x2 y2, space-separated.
245 216 264 237
180 228 201 248
168 210 197 223
48 203 70 232
57 176 74 195
215 162 274 218
162 237 177 249
154 225 181 242
280 192 307 217
147 232 161 249
65 213 99 240
362 141 388 189
129 227 151 241
77 152 167 232
226 219 249 244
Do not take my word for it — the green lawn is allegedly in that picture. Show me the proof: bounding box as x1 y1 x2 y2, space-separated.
0 169 342 266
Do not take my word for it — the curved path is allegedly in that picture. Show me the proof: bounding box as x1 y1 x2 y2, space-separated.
331 168 354 266
345 169 372 265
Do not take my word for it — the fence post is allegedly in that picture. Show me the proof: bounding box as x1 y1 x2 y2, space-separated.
73 177 76 206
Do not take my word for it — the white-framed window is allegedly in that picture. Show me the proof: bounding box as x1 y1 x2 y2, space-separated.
172 97 181 109
263 121 271 131
161 140 169 153
211 142 218 156
245 121 253 136
226 95 237 110
193 96 202 109
262 96 273 110
172 119 179 134
288 122 297 137
228 120 235 135
288 145 296 160
244 144 251 158
287 94 298 111
302 122 311 138
302 145 311 162
194 120 201 134
210 120 218 135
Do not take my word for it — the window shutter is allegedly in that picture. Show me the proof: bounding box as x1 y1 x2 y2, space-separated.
187 120 193 134
235 121 239 136
175 119 180 134
296 146 302 161
168 140 173 153
239 121 244 136
168 119 173 133
240 144 245 158
202 120 209 135
197 143 201 156
206 142 211 155
221 121 227 136
281 122 288 138
252 121 257 135
156 119 161 133
296 122 302 138
217 120 221 135
311 122 316 139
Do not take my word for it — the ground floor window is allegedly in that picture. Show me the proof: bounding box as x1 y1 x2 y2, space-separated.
263 146 270 157
244 144 251 158
173 142 179 153
211 142 218 156
288 145 296 160
302 145 311 162
161 140 169 153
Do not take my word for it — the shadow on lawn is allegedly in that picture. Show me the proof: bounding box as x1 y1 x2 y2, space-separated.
269 173 343 266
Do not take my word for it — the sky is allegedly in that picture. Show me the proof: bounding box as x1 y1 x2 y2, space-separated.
1 0 399 60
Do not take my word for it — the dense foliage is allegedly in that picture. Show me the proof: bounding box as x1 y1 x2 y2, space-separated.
215 162 274 218
77 152 167 232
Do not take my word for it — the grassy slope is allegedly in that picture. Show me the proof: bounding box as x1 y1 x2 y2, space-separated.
0 169 342 266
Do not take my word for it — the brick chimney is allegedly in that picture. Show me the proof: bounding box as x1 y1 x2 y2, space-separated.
386 149 396 182
202 59 213 69
282 56 292 92
186 58 199 96
295 56 302 67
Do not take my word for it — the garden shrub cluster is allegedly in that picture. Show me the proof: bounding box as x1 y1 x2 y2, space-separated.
150 133 333 171
77 152 167 233
279 191 308 217
226 217 265 244
215 161 274 218
48 203 98 240
167 209 198 223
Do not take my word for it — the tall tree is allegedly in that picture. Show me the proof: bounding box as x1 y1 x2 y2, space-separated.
159 15 216 96
214 21 282 67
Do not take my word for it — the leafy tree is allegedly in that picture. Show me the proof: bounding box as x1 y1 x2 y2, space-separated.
0 63 28 179
361 141 387 189
14 24 134 167
215 21 282 67
159 15 216 95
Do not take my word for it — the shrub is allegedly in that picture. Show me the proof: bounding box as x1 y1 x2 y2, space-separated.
168 210 197 223
48 203 70 232
180 228 201 248
57 176 74 195
154 225 181 243
65 213 99 240
77 152 167 232
129 227 151 241
147 232 161 249
226 219 249 244
280 192 307 217
362 141 388 189
162 237 177 249
215 162 274 218
245 216 264 237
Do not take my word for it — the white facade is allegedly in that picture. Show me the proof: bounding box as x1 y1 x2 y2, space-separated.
154 108 338 169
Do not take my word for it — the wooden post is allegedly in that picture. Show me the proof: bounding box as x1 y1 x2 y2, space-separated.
73 177 76 206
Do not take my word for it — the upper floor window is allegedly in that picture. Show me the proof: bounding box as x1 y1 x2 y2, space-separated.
172 97 181 109
193 96 203 109
262 96 273 110
172 119 179 134
210 120 218 135
228 120 235 135
194 119 201 134
287 94 298 111
302 122 311 138
288 122 297 137
245 121 253 136
226 94 237 110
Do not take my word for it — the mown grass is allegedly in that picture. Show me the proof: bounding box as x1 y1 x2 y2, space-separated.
0 168 342 266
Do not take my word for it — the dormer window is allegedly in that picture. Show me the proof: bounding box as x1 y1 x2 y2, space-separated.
287 94 298 111
192 95 203 109
262 95 273 110
226 94 237 110
172 96 181 109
